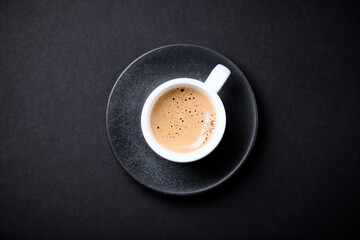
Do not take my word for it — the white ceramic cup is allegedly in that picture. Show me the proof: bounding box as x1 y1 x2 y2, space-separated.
141 64 231 163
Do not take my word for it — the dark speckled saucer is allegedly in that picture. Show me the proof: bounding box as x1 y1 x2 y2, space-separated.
106 44 258 195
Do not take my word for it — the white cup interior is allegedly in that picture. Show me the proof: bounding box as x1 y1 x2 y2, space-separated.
141 78 226 163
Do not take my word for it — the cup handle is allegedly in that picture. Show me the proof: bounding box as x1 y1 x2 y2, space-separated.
204 64 231 93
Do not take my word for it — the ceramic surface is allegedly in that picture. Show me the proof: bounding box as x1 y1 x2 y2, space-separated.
106 44 258 195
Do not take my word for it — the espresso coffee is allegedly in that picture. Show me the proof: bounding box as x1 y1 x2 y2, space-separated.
150 87 216 153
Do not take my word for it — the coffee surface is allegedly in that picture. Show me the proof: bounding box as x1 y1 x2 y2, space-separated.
150 87 216 153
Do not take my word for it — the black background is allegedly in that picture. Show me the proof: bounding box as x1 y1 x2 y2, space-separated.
1 0 359 239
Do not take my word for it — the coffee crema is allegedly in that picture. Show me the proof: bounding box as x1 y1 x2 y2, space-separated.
150 87 216 153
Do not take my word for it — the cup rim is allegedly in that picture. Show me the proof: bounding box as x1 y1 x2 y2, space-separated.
141 78 226 163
